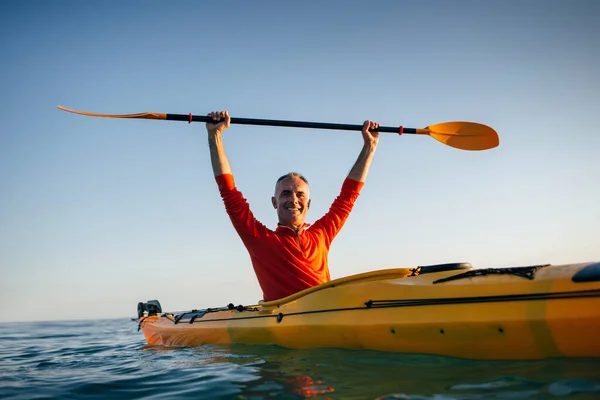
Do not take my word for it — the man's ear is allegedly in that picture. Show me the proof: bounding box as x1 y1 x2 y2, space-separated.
271 196 277 209
307 199 311 209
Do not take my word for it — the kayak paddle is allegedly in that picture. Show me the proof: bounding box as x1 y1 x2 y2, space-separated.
57 105 499 151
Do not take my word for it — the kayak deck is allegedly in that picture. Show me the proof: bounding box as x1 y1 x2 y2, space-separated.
138 262 600 360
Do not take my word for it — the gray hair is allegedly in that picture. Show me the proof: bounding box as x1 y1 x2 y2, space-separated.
274 172 309 196
276 172 309 185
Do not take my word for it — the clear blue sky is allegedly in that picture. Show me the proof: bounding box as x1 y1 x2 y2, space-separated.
1 1 598 322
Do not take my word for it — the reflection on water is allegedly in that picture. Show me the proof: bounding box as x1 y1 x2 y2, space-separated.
144 343 600 399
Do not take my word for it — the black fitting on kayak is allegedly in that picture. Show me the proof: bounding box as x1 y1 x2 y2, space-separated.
137 300 162 318
572 262 600 283
409 262 472 277
227 303 246 312
277 313 284 323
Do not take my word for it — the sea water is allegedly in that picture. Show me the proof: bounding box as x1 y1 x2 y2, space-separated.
1 318 599 399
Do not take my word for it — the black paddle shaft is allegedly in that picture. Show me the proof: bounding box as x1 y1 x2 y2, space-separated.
166 113 417 134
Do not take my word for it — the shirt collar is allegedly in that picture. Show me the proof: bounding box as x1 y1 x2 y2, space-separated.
276 222 311 233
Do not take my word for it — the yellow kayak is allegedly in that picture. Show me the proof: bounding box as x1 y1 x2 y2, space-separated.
137 261 600 360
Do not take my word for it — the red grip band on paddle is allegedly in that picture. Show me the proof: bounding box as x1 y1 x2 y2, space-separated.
398 126 404 135
188 113 192 123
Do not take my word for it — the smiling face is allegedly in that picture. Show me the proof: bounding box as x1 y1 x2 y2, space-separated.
272 175 311 231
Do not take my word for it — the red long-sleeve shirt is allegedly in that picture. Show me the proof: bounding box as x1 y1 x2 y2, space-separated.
216 174 363 301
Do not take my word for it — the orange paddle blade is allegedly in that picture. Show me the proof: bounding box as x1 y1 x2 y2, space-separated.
423 122 499 151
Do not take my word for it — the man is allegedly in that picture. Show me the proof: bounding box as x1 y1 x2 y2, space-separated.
207 110 379 301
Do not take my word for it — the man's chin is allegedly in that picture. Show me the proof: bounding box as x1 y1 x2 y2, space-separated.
279 216 305 228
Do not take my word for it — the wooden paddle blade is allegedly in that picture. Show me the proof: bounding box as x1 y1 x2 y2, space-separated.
57 106 167 120
426 122 499 151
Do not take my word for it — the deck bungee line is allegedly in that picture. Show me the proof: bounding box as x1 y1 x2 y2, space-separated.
145 287 600 327
365 288 600 308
